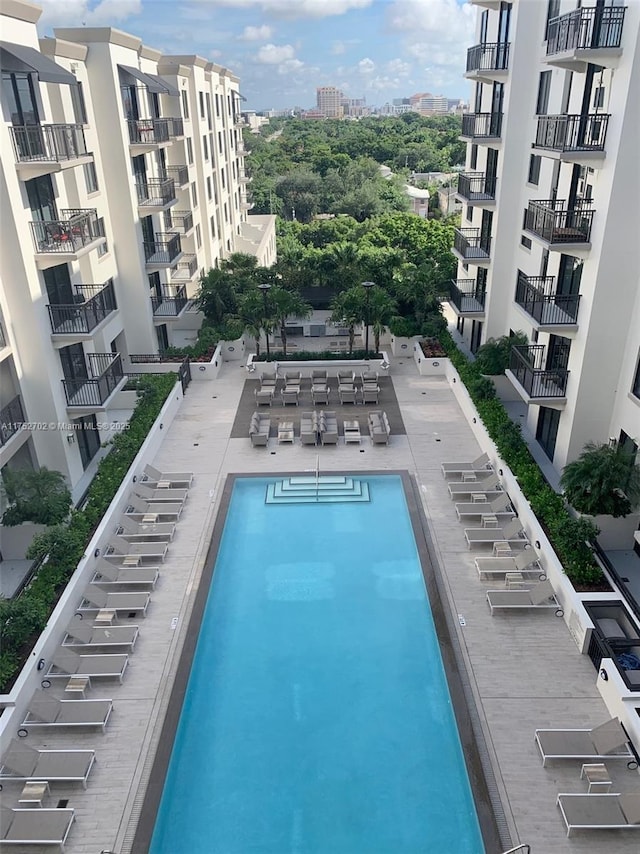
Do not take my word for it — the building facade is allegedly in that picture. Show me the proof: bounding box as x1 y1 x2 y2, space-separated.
452 0 639 473
316 86 344 118
0 0 275 501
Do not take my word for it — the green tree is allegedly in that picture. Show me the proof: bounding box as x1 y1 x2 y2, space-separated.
269 287 312 356
560 443 640 518
474 332 529 375
367 285 397 353
330 286 366 355
196 267 238 325
1 467 72 527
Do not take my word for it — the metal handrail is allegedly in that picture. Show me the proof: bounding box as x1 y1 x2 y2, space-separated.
501 846 530 854
31 209 102 254
48 282 118 335
547 5 626 55
461 111 503 139
10 123 88 163
534 113 610 153
466 42 510 73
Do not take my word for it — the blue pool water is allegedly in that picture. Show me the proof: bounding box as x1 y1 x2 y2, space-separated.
150 476 484 853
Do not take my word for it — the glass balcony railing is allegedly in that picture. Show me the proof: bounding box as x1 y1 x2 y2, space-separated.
48 282 117 335
10 124 88 164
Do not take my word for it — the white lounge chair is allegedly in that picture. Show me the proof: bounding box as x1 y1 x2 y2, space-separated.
441 452 491 477
142 464 193 489
0 807 75 850
78 584 151 617
0 739 95 788
448 472 500 499
117 516 175 541
45 648 129 683
104 535 168 562
556 792 640 837
62 618 139 651
535 718 637 767
92 558 159 589
486 579 564 616
124 495 183 521
19 691 113 734
134 484 187 504
464 518 529 550
475 549 544 580
455 494 515 522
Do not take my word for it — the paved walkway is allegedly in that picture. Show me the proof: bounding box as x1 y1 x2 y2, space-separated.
9 354 640 854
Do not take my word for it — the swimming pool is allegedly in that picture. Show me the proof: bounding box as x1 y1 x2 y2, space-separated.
149 474 485 853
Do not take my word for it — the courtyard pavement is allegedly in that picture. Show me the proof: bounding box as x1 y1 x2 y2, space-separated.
6 351 640 854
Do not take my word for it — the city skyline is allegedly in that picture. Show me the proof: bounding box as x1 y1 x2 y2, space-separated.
36 0 474 110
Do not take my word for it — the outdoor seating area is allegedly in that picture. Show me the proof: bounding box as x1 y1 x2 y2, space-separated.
246 407 391 447
249 411 271 446
251 369 385 407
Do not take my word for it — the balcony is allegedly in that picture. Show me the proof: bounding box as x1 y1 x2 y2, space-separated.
507 345 569 405
460 112 502 143
144 233 182 270
30 210 106 270
127 117 184 152
151 285 188 320
456 172 497 205
136 178 177 210
514 271 580 330
465 42 509 82
62 353 124 409
469 0 502 8
167 164 189 187
0 395 25 447
532 114 609 164
523 199 595 250
241 199 254 211
449 279 486 316
238 172 251 185
546 5 626 70
452 228 491 265
165 210 193 234
48 282 118 339
170 254 198 283
10 124 92 178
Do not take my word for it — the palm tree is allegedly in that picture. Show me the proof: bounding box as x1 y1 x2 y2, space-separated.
238 290 266 357
560 443 640 518
368 286 397 354
330 287 366 355
269 287 312 356
196 268 237 325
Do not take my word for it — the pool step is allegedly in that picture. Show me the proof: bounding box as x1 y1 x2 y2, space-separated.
265 477 370 505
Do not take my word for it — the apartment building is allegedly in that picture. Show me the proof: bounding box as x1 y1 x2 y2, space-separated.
451 0 639 473
316 86 344 118
0 0 276 501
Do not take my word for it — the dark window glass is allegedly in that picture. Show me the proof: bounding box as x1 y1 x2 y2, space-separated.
121 85 139 120
466 205 473 222
60 343 87 381
199 91 205 118
26 175 57 221
480 10 488 44
181 89 189 119
215 93 220 117
2 72 39 125
593 86 605 109
149 92 160 119
43 264 73 305
528 154 541 185
498 3 511 43
545 0 561 39
536 71 552 115
536 406 561 460
70 83 87 124
632 357 640 399
75 414 100 469
474 82 482 113
470 143 478 169
521 235 532 249
83 159 98 193
557 254 583 295
186 137 193 164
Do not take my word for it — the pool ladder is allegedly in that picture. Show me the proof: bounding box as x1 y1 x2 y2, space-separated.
501 846 530 854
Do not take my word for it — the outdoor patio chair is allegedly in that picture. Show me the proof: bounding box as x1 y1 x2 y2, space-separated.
281 387 300 406
142 464 193 488
445 466 498 484
486 579 564 616
283 370 301 386
441 452 492 477
300 411 319 445
338 385 358 405
368 410 391 445
117 516 175 541
448 473 501 499
337 370 355 383
361 384 380 404
475 548 544 580
104 535 168 562
78 584 151 617
134 484 187 504
249 411 271 446
311 369 327 382
0 739 95 788
464 518 529 550
535 718 638 767
254 387 274 406
0 807 75 850
556 792 640 837
45 647 129 684
455 493 515 522
311 384 329 405
361 370 379 383
62 617 139 651
318 411 338 445
92 558 159 589
19 690 113 734
124 495 183 521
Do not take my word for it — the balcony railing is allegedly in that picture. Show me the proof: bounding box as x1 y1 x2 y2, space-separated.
136 178 176 207
547 5 627 55
127 118 169 145
524 199 595 245
509 345 569 398
48 282 117 335
151 285 188 316
457 172 497 202
144 233 182 266
461 112 503 140
534 113 610 154
31 209 102 254
167 117 184 138
10 124 88 164
62 353 124 407
450 279 486 313
171 254 198 282
453 228 491 261
166 164 188 186
466 42 510 73
164 210 193 233
514 271 580 326
0 395 25 446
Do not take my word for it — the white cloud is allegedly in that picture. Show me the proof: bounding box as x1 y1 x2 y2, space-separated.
357 57 375 75
332 41 346 55
240 24 273 40
38 0 141 28
255 43 295 64
185 0 372 19
386 58 410 77
277 58 304 75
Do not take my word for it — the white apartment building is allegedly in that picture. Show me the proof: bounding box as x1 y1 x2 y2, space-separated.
0 0 275 502
316 86 344 118
451 0 640 473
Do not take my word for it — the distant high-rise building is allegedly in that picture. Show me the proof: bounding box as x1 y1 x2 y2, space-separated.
316 87 344 118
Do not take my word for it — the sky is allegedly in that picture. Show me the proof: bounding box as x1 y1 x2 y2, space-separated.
37 0 476 111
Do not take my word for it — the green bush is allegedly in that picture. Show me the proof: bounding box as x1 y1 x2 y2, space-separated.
1 467 72 527
255 350 383 362
474 331 528 375
0 373 177 692
389 316 420 338
439 330 603 586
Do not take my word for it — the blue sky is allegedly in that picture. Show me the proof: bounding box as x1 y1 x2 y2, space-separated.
38 0 475 110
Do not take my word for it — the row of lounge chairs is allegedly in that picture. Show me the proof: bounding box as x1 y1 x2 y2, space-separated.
250 410 392 446
255 369 381 406
0 465 194 850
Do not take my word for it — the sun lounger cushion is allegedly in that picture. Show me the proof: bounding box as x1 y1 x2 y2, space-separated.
590 718 629 756
620 794 640 824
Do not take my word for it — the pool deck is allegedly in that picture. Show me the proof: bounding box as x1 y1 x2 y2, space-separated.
11 354 640 854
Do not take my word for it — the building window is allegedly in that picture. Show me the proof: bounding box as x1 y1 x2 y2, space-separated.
215 93 220 117
74 414 101 469
186 137 193 165
521 235 532 250
207 176 212 200
470 144 478 170
545 0 561 39
536 71 552 115
96 217 107 256
528 154 541 185
633 355 640 399
224 202 228 222
83 159 99 193
191 182 198 207
466 205 473 222
181 89 189 119
206 92 212 130
209 133 214 160
2 71 39 124
536 406 561 461
199 91 205 118
218 131 223 154
196 223 202 249
70 82 87 125
210 215 216 237
593 87 605 109
203 135 208 160
221 167 226 190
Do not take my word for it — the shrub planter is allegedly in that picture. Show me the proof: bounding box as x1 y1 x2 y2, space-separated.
413 341 450 375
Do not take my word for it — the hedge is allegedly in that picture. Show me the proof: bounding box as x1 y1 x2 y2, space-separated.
255 349 383 362
438 331 602 587
0 374 177 692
